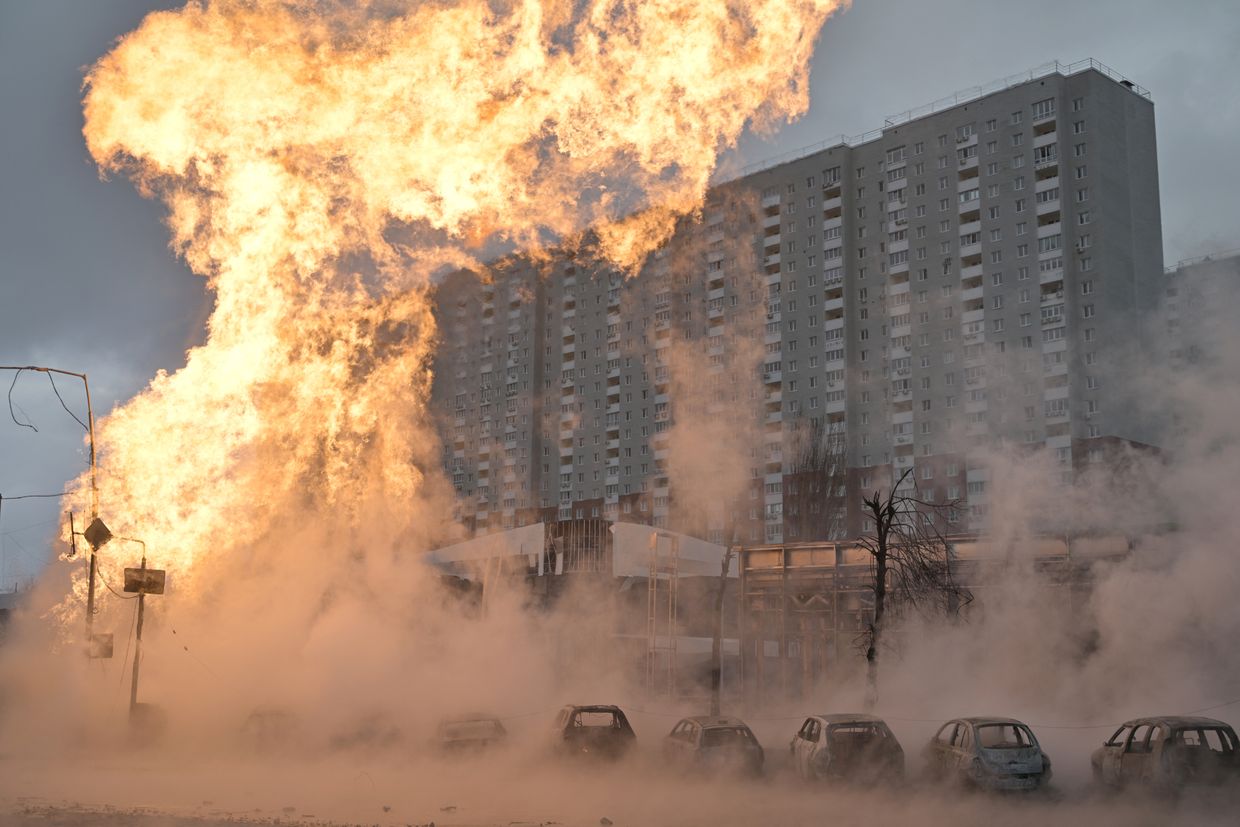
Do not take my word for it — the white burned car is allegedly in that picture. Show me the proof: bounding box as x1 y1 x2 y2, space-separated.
1091 716 1239 792
789 714 904 784
923 717 1052 791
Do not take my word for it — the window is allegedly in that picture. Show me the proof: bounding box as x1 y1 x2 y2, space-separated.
1074 142 1087 158
1032 98 1056 120
1076 188 1090 203
1034 144 1058 165
1075 165 1088 180
1011 132 1024 147
1081 280 1094 295
1038 235 1062 254
1011 111 1023 125
1082 304 1095 319
1078 210 1092 225
1072 97 1085 112
1073 120 1086 134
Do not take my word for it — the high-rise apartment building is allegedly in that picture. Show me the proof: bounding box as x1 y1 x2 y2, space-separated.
431 60 1164 544
1162 250 1240 366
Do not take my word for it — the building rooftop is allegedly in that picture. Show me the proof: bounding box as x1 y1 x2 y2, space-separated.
721 58 1151 184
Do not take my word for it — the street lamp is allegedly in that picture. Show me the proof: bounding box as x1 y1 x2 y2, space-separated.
1 365 103 643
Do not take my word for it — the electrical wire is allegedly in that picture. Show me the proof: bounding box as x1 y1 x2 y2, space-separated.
43 371 88 432
96 564 139 601
0 492 71 501
6 369 37 432
171 628 218 679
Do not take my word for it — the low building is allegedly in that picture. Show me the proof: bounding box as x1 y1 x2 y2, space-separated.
736 534 1131 703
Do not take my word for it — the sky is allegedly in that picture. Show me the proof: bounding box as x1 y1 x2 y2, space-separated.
1 0 1238 588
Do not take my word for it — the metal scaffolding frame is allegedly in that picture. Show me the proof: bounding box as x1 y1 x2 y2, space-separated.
645 531 680 698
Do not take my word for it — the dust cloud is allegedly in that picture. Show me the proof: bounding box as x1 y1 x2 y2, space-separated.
2 2 1239 826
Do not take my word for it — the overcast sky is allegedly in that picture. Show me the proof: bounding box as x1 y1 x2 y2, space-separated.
1 0 1237 587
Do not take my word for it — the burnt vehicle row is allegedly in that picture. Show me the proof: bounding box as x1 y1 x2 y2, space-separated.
241 702 1238 795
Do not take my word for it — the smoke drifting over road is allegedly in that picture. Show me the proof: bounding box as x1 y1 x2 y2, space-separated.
2 2 1240 826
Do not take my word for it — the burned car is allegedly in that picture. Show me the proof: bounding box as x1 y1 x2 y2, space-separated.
664 716 765 776
790 714 904 783
240 707 303 753
551 704 636 760
1091 716 1239 792
924 717 1051 791
434 714 508 754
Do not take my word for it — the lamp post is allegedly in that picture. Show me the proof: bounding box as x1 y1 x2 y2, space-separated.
1 365 105 642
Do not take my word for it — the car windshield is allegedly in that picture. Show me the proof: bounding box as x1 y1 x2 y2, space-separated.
976 724 1036 749
575 711 621 728
700 727 755 748
828 723 889 741
442 720 503 739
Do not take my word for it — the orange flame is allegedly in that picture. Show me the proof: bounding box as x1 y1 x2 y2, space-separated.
73 0 844 606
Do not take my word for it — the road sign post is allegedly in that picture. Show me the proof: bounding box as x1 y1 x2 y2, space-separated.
124 556 165 713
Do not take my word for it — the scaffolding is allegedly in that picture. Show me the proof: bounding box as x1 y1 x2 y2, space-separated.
645 531 680 697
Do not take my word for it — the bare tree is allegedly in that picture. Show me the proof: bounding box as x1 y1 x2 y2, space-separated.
857 467 972 709
788 416 850 540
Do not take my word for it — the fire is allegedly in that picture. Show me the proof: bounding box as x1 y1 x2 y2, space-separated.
72 0 844 609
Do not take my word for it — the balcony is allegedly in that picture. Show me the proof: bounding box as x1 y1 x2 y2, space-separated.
960 262 984 281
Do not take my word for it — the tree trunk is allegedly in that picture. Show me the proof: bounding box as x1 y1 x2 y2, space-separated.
865 537 888 712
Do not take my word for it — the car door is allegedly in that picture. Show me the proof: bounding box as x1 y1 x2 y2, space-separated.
673 721 698 765
792 718 814 778
1100 726 1131 785
804 719 824 777
953 722 974 776
665 720 686 763
928 722 958 777
1120 723 1158 784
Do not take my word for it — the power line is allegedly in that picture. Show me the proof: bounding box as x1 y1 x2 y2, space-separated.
44 371 88 432
6 369 37 432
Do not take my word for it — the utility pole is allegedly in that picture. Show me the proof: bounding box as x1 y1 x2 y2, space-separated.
130 554 147 712
0 365 103 644
119 539 163 715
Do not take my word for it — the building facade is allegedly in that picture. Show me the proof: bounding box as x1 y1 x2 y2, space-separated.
1162 250 1240 366
431 59 1164 544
